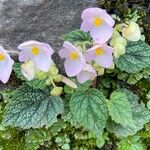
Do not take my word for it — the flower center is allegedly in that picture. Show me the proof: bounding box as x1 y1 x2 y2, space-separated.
32 47 40 55
0 53 5 61
70 52 78 60
93 17 103 27
95 48 104 56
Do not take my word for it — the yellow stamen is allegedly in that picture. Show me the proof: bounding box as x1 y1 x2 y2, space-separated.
93 17 103 27
0 53 5 61
70 52 78 60
32 47 40 55
95 48 104 56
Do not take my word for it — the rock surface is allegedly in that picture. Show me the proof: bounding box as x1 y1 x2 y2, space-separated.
0 0 97 56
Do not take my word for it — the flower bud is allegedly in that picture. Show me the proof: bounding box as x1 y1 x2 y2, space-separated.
45 77 53 85
48 66 59 76
93 63 105 76
113 37 127 59
53 74 63 82
109 63 115 70
36 71 47 80
122 22 141 41
61 76 77 89
21 60 35 81
50 87 63 96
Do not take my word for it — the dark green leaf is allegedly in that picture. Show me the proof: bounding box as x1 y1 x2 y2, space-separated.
63 29 92 43
108 91 135 127
107 89 150 137
117 136 144 150
70 89 108 136
115 41 150 73
2 85 64 129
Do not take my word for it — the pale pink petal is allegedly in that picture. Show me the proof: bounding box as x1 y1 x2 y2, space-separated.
81 8 114 28
19 49 32 62
94 53 113 68
85 44 114 68
18 40 54 55
102 10 115 26
63 41 80 53
101 44 114 53
0 54 14 83
81 7 106 20
59 41 82 59
59 48 70 58
64 57 85 77
32 50 53 72
90 22 113 44
18 40 41 49
80 21 90 32
77 64 97 84
85 45 100 62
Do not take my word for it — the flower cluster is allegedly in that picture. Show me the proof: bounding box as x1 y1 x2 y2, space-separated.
0 7 142 86
59 8 115 83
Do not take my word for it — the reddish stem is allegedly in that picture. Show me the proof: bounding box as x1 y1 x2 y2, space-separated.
92 77 97 88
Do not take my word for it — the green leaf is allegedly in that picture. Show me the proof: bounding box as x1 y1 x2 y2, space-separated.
69 89 108 136
25 128 51 150
25 79 47 90
76 80 92 92
108 91 135 127
107 89 150 138
117 136 144 150
2 85 64 129
49 119 67 136
25 119 66 150
63 29 92 43
62 95 81 128
115 41 150 73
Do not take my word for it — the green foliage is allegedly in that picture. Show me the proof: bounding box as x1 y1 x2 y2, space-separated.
126 67 150 85
117 136 144 150
2 85 64 129
25 119 66 150
108 91 135 127
0 127 25 150
63 29 92 43
107 89 150 138
25 129 51 150
2 10 150 149
69 88 108 136
76 80 92 92
115 41 150 73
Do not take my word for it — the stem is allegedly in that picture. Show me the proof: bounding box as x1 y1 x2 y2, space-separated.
92 77 97 88
51 79 56 87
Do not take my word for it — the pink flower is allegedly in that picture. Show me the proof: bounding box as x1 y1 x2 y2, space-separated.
0 46 14 83
80 7 115 44
77 64 97 84
18 40 54 72
85 44 114 68
59 41 86 77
